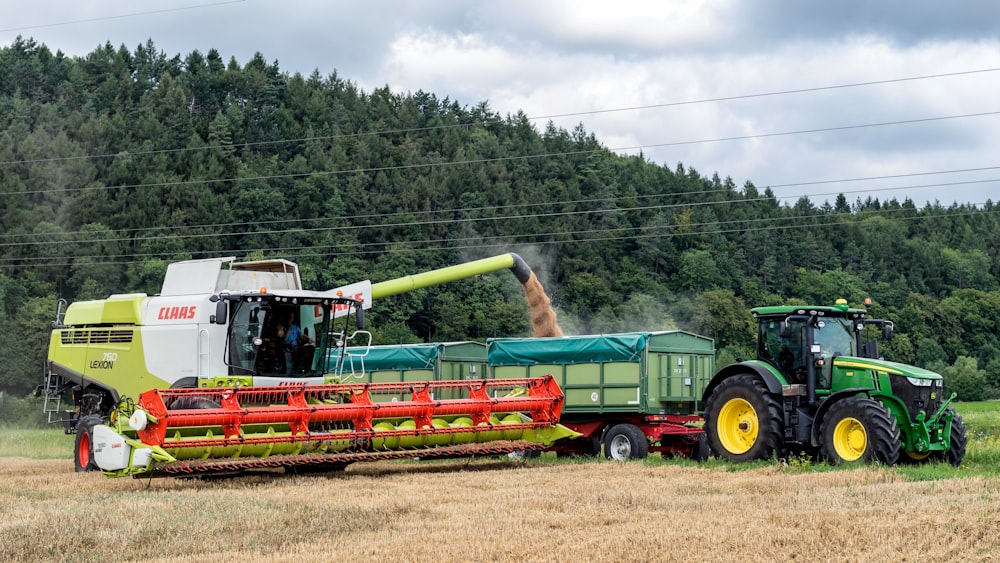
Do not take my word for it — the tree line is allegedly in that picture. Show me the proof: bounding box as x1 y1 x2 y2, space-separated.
1 37 998 400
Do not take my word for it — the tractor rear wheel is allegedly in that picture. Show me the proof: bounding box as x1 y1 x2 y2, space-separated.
937 408 968 467
74 415 103 472
703 374 783 462
603 424 648 461
819 397 900 466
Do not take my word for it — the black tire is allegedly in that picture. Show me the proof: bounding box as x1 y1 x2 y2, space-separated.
167 379 220 410
690 433 710 462
74 415 103 472
168 396 221 410
603 424 648 461
558 435 603 458
703 374 783 462
938 408 968 467
510 448 542 460
582 436 602 457
819 397 900 466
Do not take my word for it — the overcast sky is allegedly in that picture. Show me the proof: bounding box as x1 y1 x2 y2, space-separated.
2 0 999 208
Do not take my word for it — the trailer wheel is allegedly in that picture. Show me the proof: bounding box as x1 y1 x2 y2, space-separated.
556 436 601 458
819 396 900 466
690 433 710 462
703 374 783 462
74 415 103 472
582 436 602 457
603 424 648 461
937 408 967 467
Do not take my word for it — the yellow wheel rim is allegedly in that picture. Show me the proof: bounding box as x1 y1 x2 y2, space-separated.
905 450 932 461
832 417 867 461
717 398 758 454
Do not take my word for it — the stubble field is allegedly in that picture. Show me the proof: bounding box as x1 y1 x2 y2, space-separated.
2 453 1000 562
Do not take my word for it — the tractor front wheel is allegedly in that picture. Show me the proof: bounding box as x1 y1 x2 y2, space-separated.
819 397 900 466
74 415 104 472
603 424 648 461
703 374 783 462
937 408 968 467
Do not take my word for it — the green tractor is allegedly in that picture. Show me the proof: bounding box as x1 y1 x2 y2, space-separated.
701 300 967 466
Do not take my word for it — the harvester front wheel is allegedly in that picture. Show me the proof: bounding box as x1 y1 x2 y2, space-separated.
819 397 900 466
937 408 968 467
74 415 103 472
703 375 783 462
603 424 648 461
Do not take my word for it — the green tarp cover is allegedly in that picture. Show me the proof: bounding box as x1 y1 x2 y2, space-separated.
334 343 441 371
487 333 648 366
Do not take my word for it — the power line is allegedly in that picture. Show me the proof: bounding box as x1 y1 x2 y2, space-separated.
0 174 996 251
1 202 993 269
0 1 244 33
2 110 998 198
1 162 995 244
1 67 997 167
2 176 995 263
532 68 1000 120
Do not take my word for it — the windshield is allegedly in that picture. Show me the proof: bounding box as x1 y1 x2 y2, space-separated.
228 300 327 377
814 318 856 357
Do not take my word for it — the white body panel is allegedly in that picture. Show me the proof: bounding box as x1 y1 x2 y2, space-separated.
93 425 131 471
138 295 229 383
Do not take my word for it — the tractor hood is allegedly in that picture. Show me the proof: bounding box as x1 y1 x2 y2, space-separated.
832 357 943 381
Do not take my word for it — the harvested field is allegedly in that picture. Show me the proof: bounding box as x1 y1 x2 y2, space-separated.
2 456 999 562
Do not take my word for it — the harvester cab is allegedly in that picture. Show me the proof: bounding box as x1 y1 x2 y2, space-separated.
702 299 967 467
213 290 368 384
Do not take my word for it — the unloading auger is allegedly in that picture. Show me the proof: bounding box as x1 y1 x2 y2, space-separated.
91 375 576 477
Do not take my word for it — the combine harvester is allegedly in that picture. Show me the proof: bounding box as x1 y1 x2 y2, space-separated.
39 254 576 477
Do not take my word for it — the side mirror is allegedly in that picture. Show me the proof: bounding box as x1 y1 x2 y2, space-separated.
209 295 228 325
778 320 791 339
883 323 894 341
355 307 365 329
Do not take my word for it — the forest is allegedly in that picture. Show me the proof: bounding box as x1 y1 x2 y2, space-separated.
1 37 998 400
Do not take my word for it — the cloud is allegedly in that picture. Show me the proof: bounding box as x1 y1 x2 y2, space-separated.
4 0 999 206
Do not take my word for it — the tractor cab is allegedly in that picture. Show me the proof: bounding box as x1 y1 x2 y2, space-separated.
754 300 872 391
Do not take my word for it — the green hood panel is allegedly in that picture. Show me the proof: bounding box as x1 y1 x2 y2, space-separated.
833 357 942 380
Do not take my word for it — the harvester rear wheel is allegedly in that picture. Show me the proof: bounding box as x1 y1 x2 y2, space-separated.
937 408 967 467
819 397 900 466
603 424 648 461
703 374 783 462
74 415 103 472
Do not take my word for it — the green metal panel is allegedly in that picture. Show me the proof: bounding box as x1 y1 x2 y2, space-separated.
370 371 400 383
402 369 435 382
646 330 715 354
604 362 640 385
487 331 714 416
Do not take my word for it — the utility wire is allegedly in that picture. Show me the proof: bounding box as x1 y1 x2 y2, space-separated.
1 185 993 263
2 110 998 198
0 175 996 250
0 1 244 33
0 67 997 167
1 202 993 269
0 175 997 250
0 162 995 243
